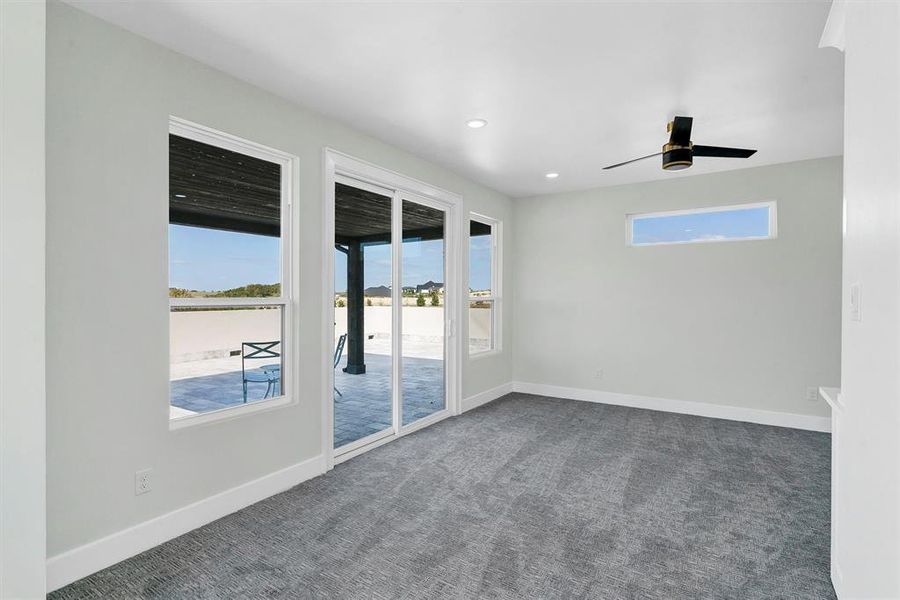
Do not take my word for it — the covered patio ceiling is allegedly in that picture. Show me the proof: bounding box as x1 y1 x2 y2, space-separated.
169 133 479 244
169 133 281 237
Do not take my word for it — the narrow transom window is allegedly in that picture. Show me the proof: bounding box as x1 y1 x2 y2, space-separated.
168 118 293 425
469 214 501 355
628 201 777 246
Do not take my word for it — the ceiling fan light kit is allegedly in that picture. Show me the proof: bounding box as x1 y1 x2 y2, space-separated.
604 115 757 172
662 142 693 171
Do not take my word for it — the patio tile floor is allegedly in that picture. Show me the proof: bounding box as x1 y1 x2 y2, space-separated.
170 352 444 448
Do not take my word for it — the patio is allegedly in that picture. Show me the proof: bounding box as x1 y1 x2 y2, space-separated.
170 350 444 448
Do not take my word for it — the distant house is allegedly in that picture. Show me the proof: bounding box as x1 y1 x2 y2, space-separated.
416 281 444 294
364 285 392 298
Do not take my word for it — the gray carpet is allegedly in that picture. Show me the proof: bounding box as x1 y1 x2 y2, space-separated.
51 393 835 599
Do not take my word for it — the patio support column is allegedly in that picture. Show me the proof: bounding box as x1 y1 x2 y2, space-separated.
344 240 366 374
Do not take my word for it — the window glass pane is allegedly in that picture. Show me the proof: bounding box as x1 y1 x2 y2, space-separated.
469 220 492 296
469 299 493 354
170 306 283 418
402 200 445 426
169 134 281 297
333 183 393 448
168 225 280 297
631 204 771 246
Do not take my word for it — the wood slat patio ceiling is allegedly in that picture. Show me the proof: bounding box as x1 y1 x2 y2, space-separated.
335 183 445 245
169 134 282 236
168 134 448 243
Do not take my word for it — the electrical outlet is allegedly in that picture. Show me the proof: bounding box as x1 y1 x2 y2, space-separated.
806 387 819 402
135 468 152 496
594 369 604 380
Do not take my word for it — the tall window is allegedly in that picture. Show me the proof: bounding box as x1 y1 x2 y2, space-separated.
168 118 293 424
469 214 501 355
628 201 777 246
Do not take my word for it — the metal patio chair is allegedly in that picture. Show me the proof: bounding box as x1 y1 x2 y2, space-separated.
241 341 281 403
333 334 347 397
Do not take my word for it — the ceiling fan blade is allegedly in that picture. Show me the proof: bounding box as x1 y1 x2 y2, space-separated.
692 145 757 158
602 152 662 170
669 116 693 145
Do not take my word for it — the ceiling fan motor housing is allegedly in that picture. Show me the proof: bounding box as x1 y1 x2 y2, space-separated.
662 142 692 170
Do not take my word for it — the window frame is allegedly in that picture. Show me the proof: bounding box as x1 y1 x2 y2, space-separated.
468 212 502 358
626 200 778 247
167 117 296 429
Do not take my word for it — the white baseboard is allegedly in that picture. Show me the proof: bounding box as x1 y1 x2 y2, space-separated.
46 454 326 592
461 382 514 413
511 382 831 432
831 558 844 599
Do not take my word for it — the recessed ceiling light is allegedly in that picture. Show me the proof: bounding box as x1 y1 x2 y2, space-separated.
466 118 488 129
174 193 187 198
545 172 559 179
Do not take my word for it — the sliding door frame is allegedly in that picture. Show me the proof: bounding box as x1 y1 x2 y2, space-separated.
322 149 463 469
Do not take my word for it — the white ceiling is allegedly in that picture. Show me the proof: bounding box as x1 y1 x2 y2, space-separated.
68 0 843 198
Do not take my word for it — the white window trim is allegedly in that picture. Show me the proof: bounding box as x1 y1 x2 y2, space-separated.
626 200 778 247
468 212 502 358
167 117 296 429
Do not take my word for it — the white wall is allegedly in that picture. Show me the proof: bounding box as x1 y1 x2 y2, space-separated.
169 306 477 359
170 309 282 362
513 157 842 420
0 1 47 597
333 306 489 341
832 2 900 596
45 0 513 564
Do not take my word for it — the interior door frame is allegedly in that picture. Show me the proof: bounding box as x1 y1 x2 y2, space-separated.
322 148 463 470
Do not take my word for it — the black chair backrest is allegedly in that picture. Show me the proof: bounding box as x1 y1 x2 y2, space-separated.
333 334 347 368
242 341 280 376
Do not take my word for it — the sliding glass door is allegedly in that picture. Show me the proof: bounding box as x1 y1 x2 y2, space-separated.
400 197 446 426
332 182 449 453
333 181 395 449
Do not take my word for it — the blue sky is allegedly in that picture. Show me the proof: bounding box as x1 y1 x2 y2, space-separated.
169 224 492 292
632 205 770 245
468 235 491 292
169 225 280 291
334 235 491 292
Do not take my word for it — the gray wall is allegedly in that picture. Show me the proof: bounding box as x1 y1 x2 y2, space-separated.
46 2 513 557
1 0 47 596
512 157 842 418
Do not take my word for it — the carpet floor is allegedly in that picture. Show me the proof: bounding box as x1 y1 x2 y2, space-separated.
51 393 835 599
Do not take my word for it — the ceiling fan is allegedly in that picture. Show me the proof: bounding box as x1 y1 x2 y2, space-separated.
603 116 757 171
